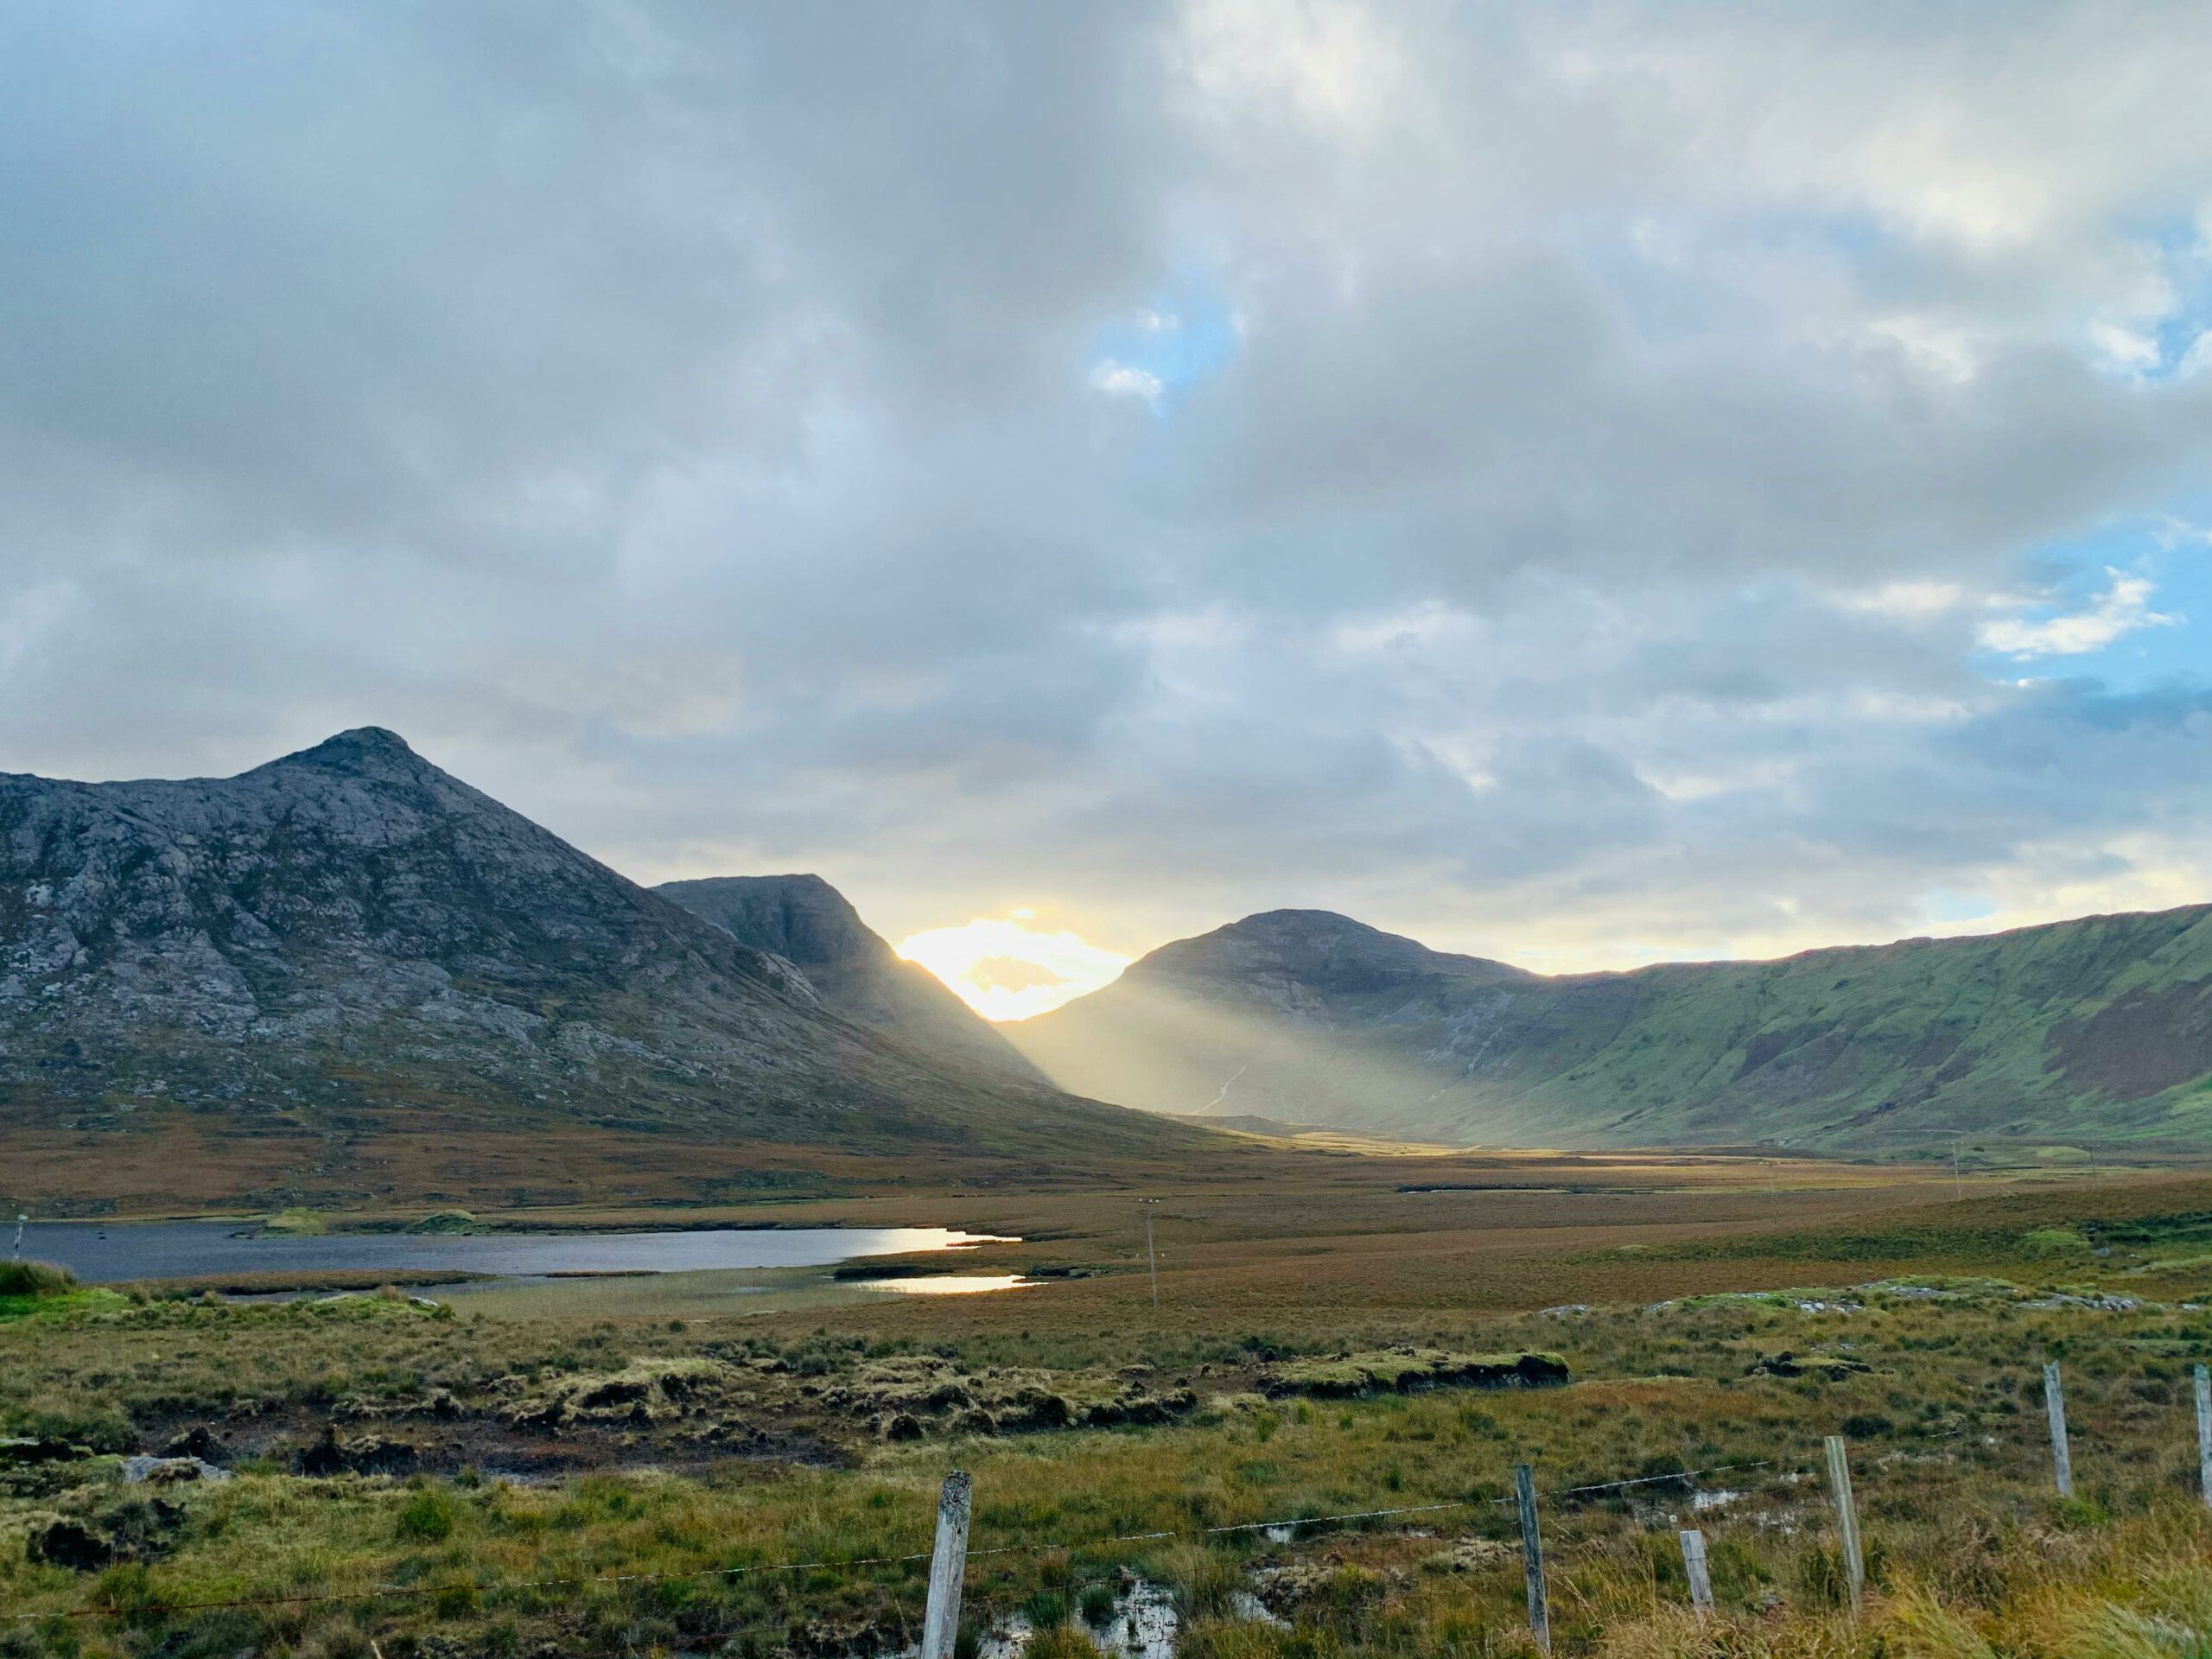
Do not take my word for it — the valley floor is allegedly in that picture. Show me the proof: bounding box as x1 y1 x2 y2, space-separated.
9 1150 2212 1656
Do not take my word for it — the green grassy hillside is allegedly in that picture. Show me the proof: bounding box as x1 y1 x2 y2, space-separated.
1005 906 2212 1152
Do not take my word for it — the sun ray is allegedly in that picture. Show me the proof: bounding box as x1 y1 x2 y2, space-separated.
895 915 1129 1021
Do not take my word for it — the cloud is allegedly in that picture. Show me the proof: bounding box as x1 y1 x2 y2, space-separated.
1978 570 2181 657
5 2 2212 974
1088 360 1166 404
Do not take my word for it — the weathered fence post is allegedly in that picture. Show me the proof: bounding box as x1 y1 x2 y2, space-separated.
2195 1365 2211 1510
920 1470 973 1659
1515 1463 1551 1653
1678 1529 1713 1622
2044 1361 2075 1498
1823 1435 1865 1618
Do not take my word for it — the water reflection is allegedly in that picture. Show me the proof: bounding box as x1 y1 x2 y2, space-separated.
851 1274 1034 1295
19 1220 1018 1283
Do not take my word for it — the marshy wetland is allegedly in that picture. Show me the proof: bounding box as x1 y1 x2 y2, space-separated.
10 1149 2212 1657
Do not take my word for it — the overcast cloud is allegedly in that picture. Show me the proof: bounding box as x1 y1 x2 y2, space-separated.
5 0 2212 979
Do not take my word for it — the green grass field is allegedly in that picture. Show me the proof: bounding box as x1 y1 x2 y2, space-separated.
9 1154 2212 1657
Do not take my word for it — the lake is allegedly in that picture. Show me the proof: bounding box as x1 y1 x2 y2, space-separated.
14 1221 1013 1284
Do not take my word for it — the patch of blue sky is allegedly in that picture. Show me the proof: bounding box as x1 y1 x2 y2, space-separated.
1972 511 2212 694
2100 211 2212 379
1085 265 1241 413
1920 887 1998 926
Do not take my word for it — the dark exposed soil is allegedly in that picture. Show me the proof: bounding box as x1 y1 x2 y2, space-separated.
2054 982 2212 1100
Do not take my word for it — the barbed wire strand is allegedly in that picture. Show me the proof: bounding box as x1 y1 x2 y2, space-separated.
4 1452 1824 1625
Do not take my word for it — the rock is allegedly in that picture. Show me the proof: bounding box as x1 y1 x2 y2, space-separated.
883 1413 925 1442
658 873 1051 1085
0 728 1160 1156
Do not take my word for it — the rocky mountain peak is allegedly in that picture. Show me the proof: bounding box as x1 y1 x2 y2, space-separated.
1 734 1173 1166
658 874 887 971
1134 908 1527 996
658 874 1048 1085
255 726 432 782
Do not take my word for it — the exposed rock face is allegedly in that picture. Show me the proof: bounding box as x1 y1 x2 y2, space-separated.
1005 904 2212 1152
0 728 1162 1155
658 874 1046 1084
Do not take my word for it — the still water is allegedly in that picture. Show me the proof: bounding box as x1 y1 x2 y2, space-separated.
852 1274 1033 1295
16 1220 1011 1284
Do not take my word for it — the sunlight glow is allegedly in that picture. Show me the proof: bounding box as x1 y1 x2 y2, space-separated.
895 915 1129 1022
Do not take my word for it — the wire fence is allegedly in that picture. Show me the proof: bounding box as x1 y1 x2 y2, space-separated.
8 1360 2200 1640
0 1443 1914 1629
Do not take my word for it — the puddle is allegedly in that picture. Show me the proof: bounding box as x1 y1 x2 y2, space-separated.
1230 1590 1289 1630
852 1275 1036 1295
1093 1578 1179 1659
925 1575 1278 1659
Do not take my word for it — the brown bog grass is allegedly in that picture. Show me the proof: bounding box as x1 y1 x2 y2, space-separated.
8 1155 2212 1656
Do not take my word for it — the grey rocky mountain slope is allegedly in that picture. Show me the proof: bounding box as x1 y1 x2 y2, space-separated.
1002 906 2212 1152
0 728 1174 1155
657 874 1047 1084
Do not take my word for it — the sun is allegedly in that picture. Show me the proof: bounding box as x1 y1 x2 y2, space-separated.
895 914 1129 1021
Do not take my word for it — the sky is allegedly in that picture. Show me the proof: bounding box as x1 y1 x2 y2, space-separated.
4 3 2212 1020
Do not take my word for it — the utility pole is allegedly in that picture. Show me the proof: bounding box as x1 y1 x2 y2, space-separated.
1140 1198 1160 1314
1923 1126 1966 1201
9 1213 23 1262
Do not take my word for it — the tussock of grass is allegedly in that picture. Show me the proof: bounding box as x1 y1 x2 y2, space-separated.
11 1173 2212 1656
0 1259 76 1298
1262 1348 1568 1398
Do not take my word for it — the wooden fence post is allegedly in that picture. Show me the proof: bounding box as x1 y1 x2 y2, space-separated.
2195 1365 2211 1511
920 1470 973 1659
1823 1435 1865 1618
2044 1361 2075 1499
1678 1529 1713 1622
1515 1463 1551 1653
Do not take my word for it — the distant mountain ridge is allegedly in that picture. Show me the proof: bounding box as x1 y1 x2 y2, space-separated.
1004 906 2212 1150
657 874 1046 1084
0 728 1176 1160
